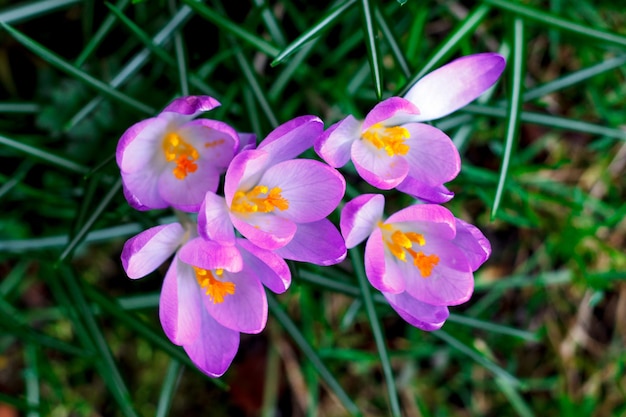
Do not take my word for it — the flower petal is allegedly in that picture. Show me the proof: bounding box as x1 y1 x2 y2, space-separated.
116 117 167 174
224 150 269 205
362 97 420 130
351 139 409 189
198 192 236 245
260 159 345 223
364 228 405 293
203 265 267 334
275 219 347 266
404 53 506 121
258 115 323 164
159 259 202 345
178 119 239 170
158 162 220 212
178 237 243 273
237 132 257 152
314 115 362 168
383 291 449 331
161 95 221 118
183 309 240 378
340 193 384 248
386 204 456 241
238 238 291 293
453 219 491 271
230 213 297 250
396 178 454 204
121 223 185 279
122 168 169 210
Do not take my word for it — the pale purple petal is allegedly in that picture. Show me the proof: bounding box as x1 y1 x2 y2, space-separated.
198 192 236 245
383 291 449 331
402 123 460 185
122 169 168 210
362 97 420 130
258 115 323 164
351 139 409 189
274 219 347 266
183 309 240 378
161 95 221 118
230 213 297 250
404 53 506 121
121 223 185 279
116 117 167 173
203 266 267 334
237 133 257 152
178 237 243 273
386 204 456 241
158 162 220 212
364 228 405 293
314 115 362 168
238 238 291 293
159 259 202 345
179 119 239 170
340 193 384 248
224 150 269 205
453 219 491 271
396 178 454 204
259 159 345 223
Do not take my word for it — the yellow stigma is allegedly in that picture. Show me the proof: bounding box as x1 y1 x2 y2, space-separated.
193 267 235 304
162 132 200 180
378 222 439 278
231 185 289 214
362 123 410 157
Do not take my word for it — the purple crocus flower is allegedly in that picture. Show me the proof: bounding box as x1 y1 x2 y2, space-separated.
116 96 249 212
340 194 491 330
121 222 290 377
316 53 505 203
199 115 347 266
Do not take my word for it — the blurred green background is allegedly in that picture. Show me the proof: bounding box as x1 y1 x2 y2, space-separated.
1 0 626 415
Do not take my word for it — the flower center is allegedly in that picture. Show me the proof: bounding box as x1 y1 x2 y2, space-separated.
231 185 289 214
162 132 200 180
361 123 410 157
379 222 439 278
193 267 236 304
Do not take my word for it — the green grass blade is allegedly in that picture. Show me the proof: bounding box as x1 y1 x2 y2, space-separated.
482 0 626 48
360 0 383 100
375 6 410 78
492 17 525 219
0 102 39 113
350 248 401 417
181 0 280 57
0 133 88 174
0 0 80 24
271 0 358 66
155 359 182 417
0 23 154 115
267 292 362 416
169 0 189 96
253 0 287 47
24 344 40 417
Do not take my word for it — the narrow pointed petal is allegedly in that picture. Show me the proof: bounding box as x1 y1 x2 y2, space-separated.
404 53 506 121
351 139 409 189
158 162 220 212
203 266 267 334
383 291 449 331
340 193 384 248
179 238 243 273
364 228 405 293
230 213 297 250
314 115 362 168
260 159 345 223
198 192 236 245
183 310 240 377
258 115 323 164
453 219 491 271
121 223 185 279
362 97 420 130
238 238 291 293
159 260 202 345
275 219 347 266
161 95 221 118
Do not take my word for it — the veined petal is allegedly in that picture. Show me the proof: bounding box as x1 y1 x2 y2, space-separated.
453 219 491 271
402 123 460 185
365 228 405 293
117 117 167 173
362 97 421 130
224 150 269 205
386 204 456 240
274 219 347 266
383 291 449 331
159 259 202 345
178 119 239 170
258 115 323 164
260 159 345 223
203 266 267 334
396 178 454 204
314 115 362 168
238 238 291 293
179 237 243 273
352 139 409 189
161 95 221 118
183 309 240 378
122 169 168 211
158 162 220 212
230 212 297 250
404 53 506 121
198 192 236 245
340 193 384 248
121 223 185 279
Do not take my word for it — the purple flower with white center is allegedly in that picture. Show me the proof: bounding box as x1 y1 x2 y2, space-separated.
340 194 491 330
316 53 505 203
199 115 347 266
116 95 251 212
121 222 290 377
